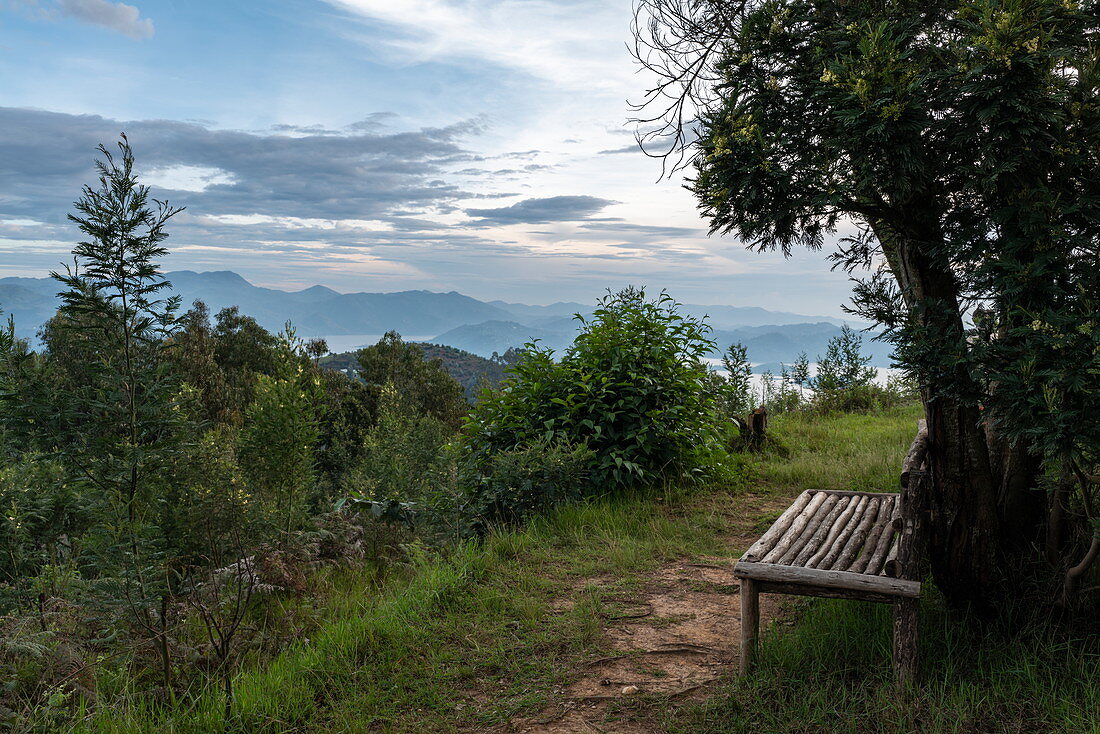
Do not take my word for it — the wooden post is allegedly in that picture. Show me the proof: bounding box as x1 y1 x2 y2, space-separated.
740 577 759 675
893 419 928 688
893 597 919 686
748 407 768 450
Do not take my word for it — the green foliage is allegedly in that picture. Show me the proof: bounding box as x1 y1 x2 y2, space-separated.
346 383 453 507
238 328 322 536
10 135 195 694
720 342 755 417
636 0 1100 604
169 300 235 424
760 367 804 415
808 325 901 413
312 366 373 498
0 457 86 602
789 352 810 395
810 326 878 394
462 440 595 528
211 305 281 417
465 288 727 496
356 332 468 428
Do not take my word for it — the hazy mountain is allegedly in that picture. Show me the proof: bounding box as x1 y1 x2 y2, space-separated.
485 299 851 331
0 270 888 369
681 304 849 329
432 319 893 369
1 270 513 339
486 300 590 328
430 320 573 356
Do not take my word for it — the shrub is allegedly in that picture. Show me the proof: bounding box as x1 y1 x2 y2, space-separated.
346 383 453 506
0 457 87 606
238 328 322 536
461 440 594 527
464 288 726 495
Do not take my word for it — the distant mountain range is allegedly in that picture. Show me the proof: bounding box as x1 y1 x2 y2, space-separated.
0 270 893 370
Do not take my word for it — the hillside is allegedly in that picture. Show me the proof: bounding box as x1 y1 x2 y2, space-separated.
319 342 511 400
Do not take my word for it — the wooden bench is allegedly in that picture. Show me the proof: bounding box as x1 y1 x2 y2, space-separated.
734 423 929 683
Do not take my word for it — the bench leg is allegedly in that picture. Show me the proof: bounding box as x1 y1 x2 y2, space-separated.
740 577 759 675
893 597 919 686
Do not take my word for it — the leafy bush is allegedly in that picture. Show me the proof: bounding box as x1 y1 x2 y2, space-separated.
715 342 755 419
238 328 322 536
346 383 453 506
462 440 594 527
464 288 726 496
0 457 87 605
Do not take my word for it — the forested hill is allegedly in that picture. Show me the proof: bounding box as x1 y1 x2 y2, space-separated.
320 343 513 401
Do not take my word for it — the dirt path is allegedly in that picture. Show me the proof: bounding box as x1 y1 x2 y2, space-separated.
504 492 791 734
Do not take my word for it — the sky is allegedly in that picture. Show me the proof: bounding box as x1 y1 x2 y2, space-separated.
0 0 858 315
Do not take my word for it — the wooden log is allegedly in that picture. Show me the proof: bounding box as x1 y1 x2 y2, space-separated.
848 496 895 574
893 597 920 686
896 461 931 582
883 537 901 577
741 490 814 562
815 495 870 569
810 490 899 498
761 492 829 564
740 577 759 675
865 516 898 576
805 496 857 568
756 580 899 605
778 494 840 565
791 495 849 567
831 497 881 571
901 419 929 490
734 561 920 598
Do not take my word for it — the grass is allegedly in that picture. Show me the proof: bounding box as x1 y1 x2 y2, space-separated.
753 405 924 494
79 404 1100 733
80 489 733 732
663 597 1100 734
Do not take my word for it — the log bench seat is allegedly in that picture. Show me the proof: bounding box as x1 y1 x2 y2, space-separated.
734 488 923 681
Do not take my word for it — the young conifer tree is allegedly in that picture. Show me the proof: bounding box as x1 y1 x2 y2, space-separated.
50 135 185 690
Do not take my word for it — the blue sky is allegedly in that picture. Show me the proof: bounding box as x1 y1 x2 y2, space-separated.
0 0 857 314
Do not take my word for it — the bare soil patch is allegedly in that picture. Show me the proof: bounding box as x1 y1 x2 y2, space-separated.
507 560 782 733
492 490 800 733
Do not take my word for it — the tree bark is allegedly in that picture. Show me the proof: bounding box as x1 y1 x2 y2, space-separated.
985 421 1044 555
875 215 1005 610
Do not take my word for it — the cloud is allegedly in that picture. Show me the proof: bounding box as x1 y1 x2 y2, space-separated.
0 107 480 223
56 0 154 39
465 195 615 225
323 0 633 91
597 144 641 155
0 107 855 316
579 221 704 239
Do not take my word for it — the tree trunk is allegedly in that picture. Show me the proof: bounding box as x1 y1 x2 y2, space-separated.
876 216 1006 610
985 420 1044 555
924 399 1002 610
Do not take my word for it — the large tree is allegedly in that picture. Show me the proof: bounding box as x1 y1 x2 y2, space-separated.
633 0 1100 608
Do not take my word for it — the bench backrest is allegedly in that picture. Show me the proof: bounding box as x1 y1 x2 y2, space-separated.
895 419 930 582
